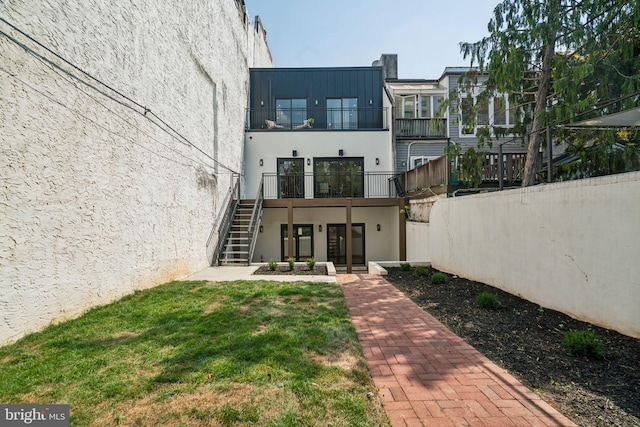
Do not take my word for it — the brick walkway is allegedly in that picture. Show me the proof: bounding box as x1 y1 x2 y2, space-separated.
337 274 577 427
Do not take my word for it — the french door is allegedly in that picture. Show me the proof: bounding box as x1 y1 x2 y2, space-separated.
278 158 304 198
327 224 365 265
281 224 314 261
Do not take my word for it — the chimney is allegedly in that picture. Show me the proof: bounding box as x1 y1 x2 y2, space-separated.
372 54 398 80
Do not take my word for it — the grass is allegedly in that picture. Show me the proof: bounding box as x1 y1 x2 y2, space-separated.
0 280 389 426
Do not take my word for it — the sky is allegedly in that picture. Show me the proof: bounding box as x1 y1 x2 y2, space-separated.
245 0 501 79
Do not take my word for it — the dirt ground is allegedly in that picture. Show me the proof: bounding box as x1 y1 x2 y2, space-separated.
384 267 640 427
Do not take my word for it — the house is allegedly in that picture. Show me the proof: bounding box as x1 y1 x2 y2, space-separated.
229 66 407 272
379 55 530 188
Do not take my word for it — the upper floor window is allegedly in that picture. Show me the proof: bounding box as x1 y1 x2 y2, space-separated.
396 95 445 119
327 98 357 129
460 93 511 136
276 99 307 129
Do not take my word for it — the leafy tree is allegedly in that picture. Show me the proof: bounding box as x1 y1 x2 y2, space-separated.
458 0 640 185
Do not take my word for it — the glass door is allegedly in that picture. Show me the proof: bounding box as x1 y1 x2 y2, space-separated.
281 225 314 261
327 224 365 265
278 158 304 198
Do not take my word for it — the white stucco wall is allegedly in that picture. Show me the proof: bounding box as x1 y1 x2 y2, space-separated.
0 1 272 344
406 221 430 262
254 206 400 263
429 172 640 338
243 130 393 197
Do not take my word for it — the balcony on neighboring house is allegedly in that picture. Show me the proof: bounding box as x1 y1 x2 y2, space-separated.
394 118 447 139
261 172 403 200
399 152 531 196
246 107 389 131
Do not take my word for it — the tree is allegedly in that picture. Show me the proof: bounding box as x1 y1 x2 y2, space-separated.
459 0 640 186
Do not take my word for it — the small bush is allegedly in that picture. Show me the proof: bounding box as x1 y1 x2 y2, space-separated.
562 329 605 359
431 272 447 284
399 262 411 271
414 266 428 277
287 257 296 271
306 257 316 270
268 259 278 271
476 292 500 310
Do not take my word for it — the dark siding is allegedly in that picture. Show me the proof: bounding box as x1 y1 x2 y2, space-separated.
249 67 384 129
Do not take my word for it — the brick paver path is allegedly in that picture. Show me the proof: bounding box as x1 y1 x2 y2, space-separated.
338 274 577 427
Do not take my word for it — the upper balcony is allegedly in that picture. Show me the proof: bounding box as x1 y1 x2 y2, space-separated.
395 118 447 139
261 172 402 200
245 107 389 131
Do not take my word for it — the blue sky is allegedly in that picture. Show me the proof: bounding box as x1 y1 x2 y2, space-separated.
246 0 501 79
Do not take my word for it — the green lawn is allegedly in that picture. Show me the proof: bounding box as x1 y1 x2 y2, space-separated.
0 280 389 426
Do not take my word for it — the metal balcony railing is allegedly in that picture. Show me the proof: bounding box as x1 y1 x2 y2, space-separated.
261 172 402 199
245 107 389 130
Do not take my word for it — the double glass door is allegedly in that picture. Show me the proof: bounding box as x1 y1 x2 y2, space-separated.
327 224 365 265
281 224 313 261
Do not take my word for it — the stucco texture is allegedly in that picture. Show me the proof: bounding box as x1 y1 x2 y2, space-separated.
0 0 272 344
429 172 640 338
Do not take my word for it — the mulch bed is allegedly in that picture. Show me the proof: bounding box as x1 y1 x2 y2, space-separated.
384 266 640 427
253 265 328 276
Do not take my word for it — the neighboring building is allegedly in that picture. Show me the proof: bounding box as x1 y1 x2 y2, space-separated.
0 0 272 344
240 66 406 271
380 55 529 185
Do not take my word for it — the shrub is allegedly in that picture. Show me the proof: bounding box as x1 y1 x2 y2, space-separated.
562 329 605 359
399 262 411 271
431 272 447 284
287 257 296 271
306 257 316 270
414 266 428 277
476 292 500 310
268 259 278 271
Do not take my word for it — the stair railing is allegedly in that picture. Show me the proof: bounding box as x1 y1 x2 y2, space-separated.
206 173 240 266
247 176 264 265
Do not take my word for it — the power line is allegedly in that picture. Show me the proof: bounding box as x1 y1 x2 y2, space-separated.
1 65 194 169
35 53 215 170
0 18 240 174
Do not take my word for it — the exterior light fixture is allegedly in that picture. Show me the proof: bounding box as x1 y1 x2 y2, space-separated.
319 224 322 232
377 224 381 231
259 159 263 166
292 150 298 157
375 158 380 165
338 149 344 157
315 100 318 106
307 159 310 166
260 100 264 106
369 99 373 105
259 225 263 233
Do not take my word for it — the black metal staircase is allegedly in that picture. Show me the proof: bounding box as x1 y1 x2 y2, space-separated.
219 200 254 265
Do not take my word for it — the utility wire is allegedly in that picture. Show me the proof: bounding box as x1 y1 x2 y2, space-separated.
0 65 195 169
37 54 218 171
0 18 240 174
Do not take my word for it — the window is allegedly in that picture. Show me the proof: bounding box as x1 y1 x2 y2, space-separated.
276 98 307 128
493 96 507 125
460 96 475 135
396 95 446 118
459 93 511 136
410 156 440 169
420 96 431 118
314 158 364 198
327 98 358 129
